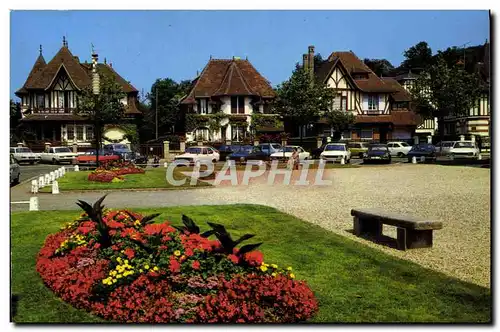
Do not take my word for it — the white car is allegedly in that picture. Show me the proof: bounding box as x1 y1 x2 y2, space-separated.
10 154 20 186
435 141 455 157
320 143 351 163
447 141 480 160
40 146 77 164
270 145 310 162
10 146 40 164
174 146 220 165
387 142 412 157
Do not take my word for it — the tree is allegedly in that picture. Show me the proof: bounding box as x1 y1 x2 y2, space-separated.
10 99 22 144
401 41 433 70
363 58 394 77
323 108 355 140
76 74 126 165
410 56 482 141
273 65 336 142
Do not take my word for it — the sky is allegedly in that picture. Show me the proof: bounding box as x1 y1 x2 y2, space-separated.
10 10 490 100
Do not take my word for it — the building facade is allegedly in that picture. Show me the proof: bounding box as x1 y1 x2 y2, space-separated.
301 46 420 142
15 38 142 149
180 57 278 143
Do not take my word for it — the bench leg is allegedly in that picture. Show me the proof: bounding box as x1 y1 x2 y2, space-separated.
397 228 407 251
353 217 382 238
405 229 433 249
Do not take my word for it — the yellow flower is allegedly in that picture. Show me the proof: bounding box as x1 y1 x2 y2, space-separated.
139 269 144 273
102 279 108 284
260 265 268 272
116 274 122 279
287 266 292 271
124 259 129 264
110 271 117 276
174 250 181 257
271 264 278 269
112 278 117 283
144 264 150 270
290 273 295 279
153 266 159 271
271 272 277 277
116 257 122 262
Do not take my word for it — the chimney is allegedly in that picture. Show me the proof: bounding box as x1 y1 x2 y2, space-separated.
302 54 308 70
308 45 315 82
91 52 100 95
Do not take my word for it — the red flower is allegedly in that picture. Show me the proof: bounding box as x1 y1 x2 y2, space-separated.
243 251 264 266
124 248 135 259
94 243 101 249
191 261 201 270
169 257 181 273
228 254 239 264
185 248 194 257
111 245 119 251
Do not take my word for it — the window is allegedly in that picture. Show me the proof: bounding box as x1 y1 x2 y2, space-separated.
36 94 45 108
67 125 75 140
231 125 246 141
231 96 245 114
342 130 351 139
341 96 348 110
86 126 94 140
76 126 84 140
197 98 208 114
368 95 378 110
360 129 373 139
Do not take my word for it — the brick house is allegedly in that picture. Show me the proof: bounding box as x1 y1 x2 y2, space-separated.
180 57 278 143
297 46 420 142
15 38 141 149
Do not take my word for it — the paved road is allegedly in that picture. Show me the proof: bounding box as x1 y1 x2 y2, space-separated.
15 164 62 185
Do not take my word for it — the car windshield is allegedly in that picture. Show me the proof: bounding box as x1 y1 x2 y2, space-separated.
454 142 475 148
401 142 410 147
55 147 72 153
325 144 345 151
186 147 202 154
271 144 281 149
17 148 32 153
369 145 387 151
238 146 254 153
283 146 296 152
412 144 434 151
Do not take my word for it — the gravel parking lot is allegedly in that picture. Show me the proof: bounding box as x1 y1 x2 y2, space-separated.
11 163 490 287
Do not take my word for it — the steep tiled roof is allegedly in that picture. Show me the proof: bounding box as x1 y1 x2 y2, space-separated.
381 77 412 102
181 58 275 104
16 54 47 94
16 45 138 95
393 71 420 81
355 111 421 126
318 51 397 93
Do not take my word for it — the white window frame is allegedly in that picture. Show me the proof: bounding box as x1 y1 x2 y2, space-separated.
368 94 379 110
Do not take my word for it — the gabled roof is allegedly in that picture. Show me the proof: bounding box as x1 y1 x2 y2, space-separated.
318 51 397 93
393 71 420 81
16 44 138 96
381 77 412 102
181 58 275 104
16 53 46 94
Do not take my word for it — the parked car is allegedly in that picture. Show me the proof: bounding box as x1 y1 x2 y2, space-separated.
258 143 282 156
363 144 391 164
174 146 220 166
312 143 328 159
447 141 480 160
347 142 369 158
40 146 77 164
217 145 241 161
270 145 310 162
435 141 455 157
407 144 437 163
76 149 120 166
103 143 133 160
387 141 412 157
10 146 40 164
10 154 20 186
227 145 270 164
320 143 351 163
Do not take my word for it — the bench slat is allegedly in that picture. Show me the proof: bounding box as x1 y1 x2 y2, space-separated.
351 208 443 230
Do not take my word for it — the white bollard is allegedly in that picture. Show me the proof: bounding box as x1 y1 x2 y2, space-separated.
478 154 482 161
45 173 51 184
54 169 60 179
50 171 55 182
29 197 39 211
38 176 45 188
61 166 66 175
31 180 38 194
74 165 79 172
52 180 59 194
340 157 345 165
164 162 168 168
411 156 417 164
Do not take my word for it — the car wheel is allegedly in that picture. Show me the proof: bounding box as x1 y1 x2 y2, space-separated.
397 152 404 158
13 173 20 185
52 158 58 165
30 161 35 165
212 159 216 164
358 153 364 159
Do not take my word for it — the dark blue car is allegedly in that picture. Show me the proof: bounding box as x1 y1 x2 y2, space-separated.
227 145 269 164
407 144 437 163
363 144 391 164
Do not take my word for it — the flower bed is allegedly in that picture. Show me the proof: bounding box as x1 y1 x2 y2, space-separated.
88 161 145 183
36 196 318 323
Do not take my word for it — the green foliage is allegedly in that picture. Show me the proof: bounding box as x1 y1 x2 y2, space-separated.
173 215 216 238
410 56 483 137
401 41 433 70
206 222 262 257
250 113 283 131
273 65 336 137
323 109 355 133
363 58 395 77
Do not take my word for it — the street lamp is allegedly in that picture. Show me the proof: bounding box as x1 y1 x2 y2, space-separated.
92 49 100 168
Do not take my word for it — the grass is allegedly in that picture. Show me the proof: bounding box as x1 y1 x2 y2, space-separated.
11 205 491 323
38 168 211 192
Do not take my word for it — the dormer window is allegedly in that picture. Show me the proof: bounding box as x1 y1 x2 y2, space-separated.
197 98 209 114
353 73 369 79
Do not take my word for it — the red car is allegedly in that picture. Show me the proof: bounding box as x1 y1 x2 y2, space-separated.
77 150 120 166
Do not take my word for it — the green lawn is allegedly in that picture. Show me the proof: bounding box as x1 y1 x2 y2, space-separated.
39 168 211 192
11 205 491 323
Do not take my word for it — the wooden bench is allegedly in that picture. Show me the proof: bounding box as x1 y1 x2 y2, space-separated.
351 208 443 250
